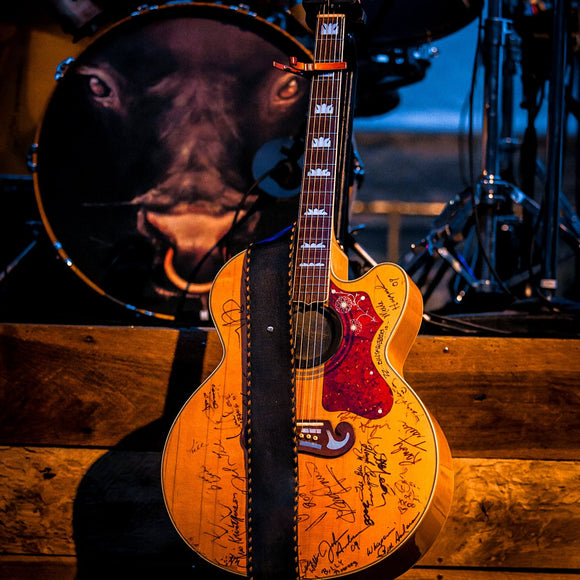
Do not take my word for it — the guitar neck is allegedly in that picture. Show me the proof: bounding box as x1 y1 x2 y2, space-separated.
293 12 347 305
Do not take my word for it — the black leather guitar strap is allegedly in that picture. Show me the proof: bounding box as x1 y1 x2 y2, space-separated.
243 228 298 580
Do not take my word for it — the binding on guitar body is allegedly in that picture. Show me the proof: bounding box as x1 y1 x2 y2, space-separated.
162 1 453 577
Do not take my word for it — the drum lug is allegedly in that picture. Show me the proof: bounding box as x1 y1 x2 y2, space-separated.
131 4 156 17
27 144 38 173
55 57 75 81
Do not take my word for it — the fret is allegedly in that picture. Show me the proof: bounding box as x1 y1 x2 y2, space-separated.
301 183 335 188
296 216 335 223
309 115 339 121
300 200 335 207
307 127 338 135
303 179 335 187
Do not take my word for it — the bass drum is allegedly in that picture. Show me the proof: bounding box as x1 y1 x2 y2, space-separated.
32 2 311 322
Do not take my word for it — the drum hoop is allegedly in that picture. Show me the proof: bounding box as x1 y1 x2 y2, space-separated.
31 1 312 322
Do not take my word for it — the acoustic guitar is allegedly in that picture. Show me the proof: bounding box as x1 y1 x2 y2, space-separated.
162 2 453 578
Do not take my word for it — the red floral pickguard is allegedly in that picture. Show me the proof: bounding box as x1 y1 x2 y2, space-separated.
323 281 394 419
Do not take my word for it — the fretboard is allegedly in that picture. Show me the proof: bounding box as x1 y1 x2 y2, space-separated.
293 13 346 305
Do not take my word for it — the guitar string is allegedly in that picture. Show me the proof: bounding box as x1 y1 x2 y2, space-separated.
307 13 322 423
294 16 310 419
315 12 343 420
292 8 342 559
295 11 318 420
301 11 327 423
312 10 333 417
302 11 344 424
307 12 323 421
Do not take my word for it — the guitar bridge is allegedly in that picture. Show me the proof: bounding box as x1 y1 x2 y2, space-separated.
297 419 355 457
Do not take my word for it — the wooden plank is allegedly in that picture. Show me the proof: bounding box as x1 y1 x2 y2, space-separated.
1 557 578 580
421 458 580 569
1 325 580 458
1 447 579 571
0 554 221 579
403 570 580 580
0 556 77 580
0 447 106 555
404 336 580 459
0 324 219 449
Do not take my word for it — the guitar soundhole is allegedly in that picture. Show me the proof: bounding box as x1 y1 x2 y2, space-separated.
293 304 342 369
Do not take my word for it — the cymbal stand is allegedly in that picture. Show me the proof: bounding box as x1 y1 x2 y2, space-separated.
472 0 512 294
405 0 524 306
404 0 580 311
540 0 567 300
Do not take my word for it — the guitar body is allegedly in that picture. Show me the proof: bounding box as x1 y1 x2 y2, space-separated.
161 241 453 579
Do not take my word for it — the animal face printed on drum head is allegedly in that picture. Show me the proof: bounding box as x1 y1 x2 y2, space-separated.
35 5 310 320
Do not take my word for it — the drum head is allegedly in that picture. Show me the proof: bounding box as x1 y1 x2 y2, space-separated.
33 3 311 322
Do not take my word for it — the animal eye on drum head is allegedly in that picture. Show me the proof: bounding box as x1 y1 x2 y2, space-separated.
87 75 112 99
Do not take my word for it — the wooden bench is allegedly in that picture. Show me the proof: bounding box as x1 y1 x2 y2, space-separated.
1 324 579 579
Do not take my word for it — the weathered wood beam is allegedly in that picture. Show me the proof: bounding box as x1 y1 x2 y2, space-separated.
1 325 579 459
2 447 579 571
2 555 577 580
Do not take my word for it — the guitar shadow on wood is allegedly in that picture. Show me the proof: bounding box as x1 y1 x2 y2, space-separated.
72 330 234 580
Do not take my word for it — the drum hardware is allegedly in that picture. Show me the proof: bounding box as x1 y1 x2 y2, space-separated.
251 134 305 198
0 228 40 286
540 0 569 298
355 44 438 117
54 57 75 81
45 0 104 37
26 144 38 174
0 174 42 287
404 0 580 314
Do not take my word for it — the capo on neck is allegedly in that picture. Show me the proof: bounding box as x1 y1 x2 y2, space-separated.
273 56 347 76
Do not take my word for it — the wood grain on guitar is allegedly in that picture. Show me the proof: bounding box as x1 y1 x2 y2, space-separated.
162 5 453 578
